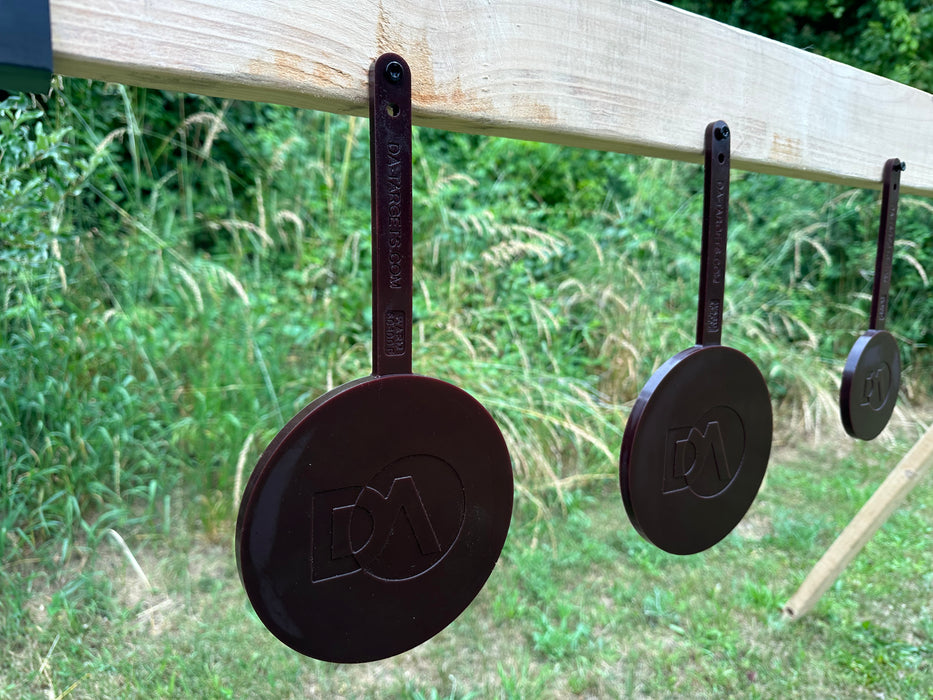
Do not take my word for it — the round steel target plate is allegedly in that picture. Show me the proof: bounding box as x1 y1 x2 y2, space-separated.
840 330 901 440
236 374 513 662
620 345 772 555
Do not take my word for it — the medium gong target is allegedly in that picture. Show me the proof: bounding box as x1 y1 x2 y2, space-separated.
620 345 772 554
619 121 772 555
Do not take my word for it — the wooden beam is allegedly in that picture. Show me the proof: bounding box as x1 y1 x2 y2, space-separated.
783 424 933 620
49 0 933 196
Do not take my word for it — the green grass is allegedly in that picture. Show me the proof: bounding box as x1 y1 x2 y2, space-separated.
2 433 931 699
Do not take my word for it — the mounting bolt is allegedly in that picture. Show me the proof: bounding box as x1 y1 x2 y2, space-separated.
898 161 907 172
385 61 404 84
714 124 730 141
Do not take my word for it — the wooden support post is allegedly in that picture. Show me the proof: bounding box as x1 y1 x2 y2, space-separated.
783 424 933 620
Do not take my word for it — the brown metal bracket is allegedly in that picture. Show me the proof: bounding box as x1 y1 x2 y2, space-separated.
869 158 905 331
696 120 730 347
369 56 413 376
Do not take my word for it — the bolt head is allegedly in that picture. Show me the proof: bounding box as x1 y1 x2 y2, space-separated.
385 61 404 84
714 124 730 141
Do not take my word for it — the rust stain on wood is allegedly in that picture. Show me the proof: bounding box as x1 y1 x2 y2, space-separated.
246 50 308 83
770 133 803 163
246 49 353 92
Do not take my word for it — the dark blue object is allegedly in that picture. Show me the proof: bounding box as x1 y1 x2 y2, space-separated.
0 0 52 93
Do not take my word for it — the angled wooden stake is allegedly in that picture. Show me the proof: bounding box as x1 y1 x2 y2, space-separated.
783 423 933 620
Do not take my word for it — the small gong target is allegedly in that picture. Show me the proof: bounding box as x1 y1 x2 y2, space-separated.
839 158 904 441
841 330 900 440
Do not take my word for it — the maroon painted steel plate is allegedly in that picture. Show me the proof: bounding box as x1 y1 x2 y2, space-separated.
841 329 900 440
620 345 772 554
236 373 512 662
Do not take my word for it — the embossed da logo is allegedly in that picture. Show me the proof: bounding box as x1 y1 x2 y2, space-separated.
663 406 745 497
310 454 465 582
860 362 892 411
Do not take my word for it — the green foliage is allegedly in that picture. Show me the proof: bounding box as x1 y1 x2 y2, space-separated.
0 94 77 275
668 0 933 91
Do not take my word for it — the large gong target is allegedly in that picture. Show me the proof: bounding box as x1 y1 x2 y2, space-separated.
235 54 513 663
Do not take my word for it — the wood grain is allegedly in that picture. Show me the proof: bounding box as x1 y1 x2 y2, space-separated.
50 0 933 195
